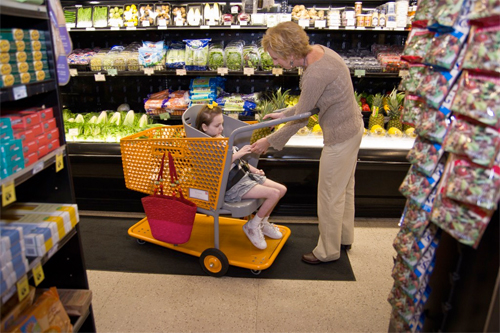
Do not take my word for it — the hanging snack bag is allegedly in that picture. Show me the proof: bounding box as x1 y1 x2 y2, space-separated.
427 0 466 32
442 116 500 167
400 200 431 236
393 223 439 268
462 25 500 76
406 137 445 176
401 29 435 64
184 38 211 71
424 30 469 70
430 191 494 248
399 163 444 207
450 71 500 128
445 156 500 210
467 0 500 25
398 63 427 92
401 94 426 127
413 0 439 28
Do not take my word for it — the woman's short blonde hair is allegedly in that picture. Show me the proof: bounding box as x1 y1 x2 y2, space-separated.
261 21 312 59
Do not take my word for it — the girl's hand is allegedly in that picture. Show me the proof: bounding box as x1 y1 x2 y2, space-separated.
255 169 265 176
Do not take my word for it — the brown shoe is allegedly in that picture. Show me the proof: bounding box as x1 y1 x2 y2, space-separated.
302 252 322 265
341 244 352 251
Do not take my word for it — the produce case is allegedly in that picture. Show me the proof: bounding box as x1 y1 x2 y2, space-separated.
67 134 413 217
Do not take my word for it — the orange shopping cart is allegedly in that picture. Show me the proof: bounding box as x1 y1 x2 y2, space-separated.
120 105 318 276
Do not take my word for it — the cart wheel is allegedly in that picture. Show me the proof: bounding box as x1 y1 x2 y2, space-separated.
200 248 229 277
250 269 261 275
137 239 146 245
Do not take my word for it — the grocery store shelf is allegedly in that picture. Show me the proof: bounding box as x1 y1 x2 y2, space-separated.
0 0 47 19
0 146 66 191
0 80 58 103
1 227 77 304
67 25 410 32
68 69 401 78
72 306 91 333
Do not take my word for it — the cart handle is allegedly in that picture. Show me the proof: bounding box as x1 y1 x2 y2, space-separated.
228 107 320 140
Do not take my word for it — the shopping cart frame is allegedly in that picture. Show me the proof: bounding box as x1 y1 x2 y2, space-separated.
122 106 319 276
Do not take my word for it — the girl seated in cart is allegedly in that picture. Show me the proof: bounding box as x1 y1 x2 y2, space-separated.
196 102 287 250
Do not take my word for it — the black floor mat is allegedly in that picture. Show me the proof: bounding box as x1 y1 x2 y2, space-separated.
79 216 355 281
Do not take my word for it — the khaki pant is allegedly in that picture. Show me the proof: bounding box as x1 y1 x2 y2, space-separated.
313 125 363 261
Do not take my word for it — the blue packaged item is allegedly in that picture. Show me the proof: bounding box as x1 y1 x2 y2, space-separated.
183 39 211 71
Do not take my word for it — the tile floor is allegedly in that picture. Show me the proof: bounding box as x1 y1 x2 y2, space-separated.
86 218 400 333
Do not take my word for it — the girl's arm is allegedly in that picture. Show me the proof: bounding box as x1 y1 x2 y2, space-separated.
232 145 252 163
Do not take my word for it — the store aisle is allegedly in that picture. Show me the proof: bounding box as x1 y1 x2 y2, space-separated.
86 218 399 333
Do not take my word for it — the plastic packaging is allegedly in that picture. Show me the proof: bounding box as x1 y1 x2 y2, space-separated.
184 38 211 70
208 43 224 70
224 41 244 71
406 137 445 176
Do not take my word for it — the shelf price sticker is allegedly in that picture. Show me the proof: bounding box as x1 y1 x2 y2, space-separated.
107 68 118 76
298 19 309 29
272 67 283 76
16 275 29 302
243 67 254 76
217 67 228 76
13 85 27 100
176 69 187 76
230 25 241 29
314 20 326 29
69 68 78 77
32 161 44 175
200 25 210 29
2 181 16 207
32 263 45 286
94 73 106 81
56 152 64 172
144 67 155 76
354 69 366 77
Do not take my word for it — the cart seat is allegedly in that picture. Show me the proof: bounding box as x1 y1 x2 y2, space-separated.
182 105 263 219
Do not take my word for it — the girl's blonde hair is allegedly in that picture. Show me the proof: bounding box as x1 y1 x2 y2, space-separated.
261 21 312 60
195 105 223 132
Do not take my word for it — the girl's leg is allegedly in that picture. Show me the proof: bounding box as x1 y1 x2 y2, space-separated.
241 184 281 218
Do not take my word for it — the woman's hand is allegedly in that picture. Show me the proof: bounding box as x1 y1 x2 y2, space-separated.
262 112 285 121
251 137 271 155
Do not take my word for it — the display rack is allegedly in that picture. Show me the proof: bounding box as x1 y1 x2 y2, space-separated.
0 1 96 331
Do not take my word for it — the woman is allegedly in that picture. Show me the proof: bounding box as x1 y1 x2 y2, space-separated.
251 21 364 264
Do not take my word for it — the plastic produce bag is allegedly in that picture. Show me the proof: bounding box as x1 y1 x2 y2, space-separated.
451 71 500 128
166 41 186 69
442 116 500 167
184 38 211 70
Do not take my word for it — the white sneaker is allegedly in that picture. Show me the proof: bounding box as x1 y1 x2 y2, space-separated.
262 221 283 239
243 222 267 250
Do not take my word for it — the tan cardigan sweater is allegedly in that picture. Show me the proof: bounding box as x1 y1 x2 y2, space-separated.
266 45 363 151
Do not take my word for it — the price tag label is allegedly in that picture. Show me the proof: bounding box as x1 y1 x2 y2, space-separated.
175 21 184 26
142 21 150 27
110 26 120 30
69 68 78 77
55 152 64 172
2 182 16 207
399 70 410 78
176 69 187 76
66 24 75 29
47 244 58 258
32 161 44 175
239 21 248 26
68 128 79 136
94 73 106 81
314 20 326 29
217 67 228 76
126 26 137 30
200 25 210 29
13 85 27 100
159 112 171 120
107 68 118 76
16 276 29 302
243 67 254 76
86 27 95 31
230 25 241 29
356 27 366 30
272 67 283 76
354 69 366 77
157 26 167 30
144 67 155 76
329 26 340 29
298 19 309 28
32 263 45 286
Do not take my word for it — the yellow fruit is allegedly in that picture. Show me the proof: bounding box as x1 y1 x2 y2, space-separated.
312 124 322 135
363 128 368 136
388 127 403 137
275 123 286 131
296 126 310 136
405 127 416 137
370 125 386 136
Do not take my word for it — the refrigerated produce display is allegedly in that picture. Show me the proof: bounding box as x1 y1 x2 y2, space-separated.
59 0 416 217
